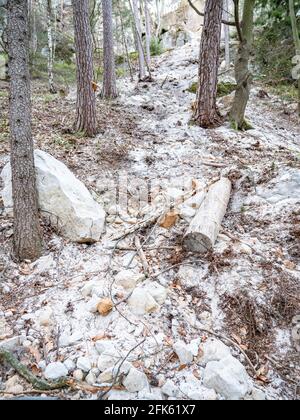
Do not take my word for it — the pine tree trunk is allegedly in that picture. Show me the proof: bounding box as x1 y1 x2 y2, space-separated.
7 0 42 262
230 0 255 130
72 0 97 137
132 0 146 81
101 0 118 99
47 0 56 94
193 0 223 128
224 0 230 70
289 0 300 117
144 0 151 67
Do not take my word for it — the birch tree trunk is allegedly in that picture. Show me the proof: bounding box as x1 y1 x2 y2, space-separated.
193 0 223 128
230 0 255 130
131 0 146 81
101 0 118 99
72 0 97 137
144 0 151 67
47 0 56 94
289 0 300 117
7 0 42 261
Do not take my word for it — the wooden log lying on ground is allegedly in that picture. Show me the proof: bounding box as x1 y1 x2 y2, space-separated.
184 178 232 253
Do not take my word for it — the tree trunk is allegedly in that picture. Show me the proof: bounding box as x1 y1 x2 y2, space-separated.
193 0 223 128
7 0 42 261
117 1 134 81
131 0 146 81
47 0 56 94
224 0 230 70
72 0 97 137
230 0 255 130
144 0 151 67
101 0 118 99
289 0 300 117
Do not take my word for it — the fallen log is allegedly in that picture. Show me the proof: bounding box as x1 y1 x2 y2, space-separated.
184 178 232 253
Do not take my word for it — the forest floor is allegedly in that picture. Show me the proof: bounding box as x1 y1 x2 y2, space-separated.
0 40 299 400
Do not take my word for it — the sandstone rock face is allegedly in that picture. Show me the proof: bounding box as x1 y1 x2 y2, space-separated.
1 150 106 243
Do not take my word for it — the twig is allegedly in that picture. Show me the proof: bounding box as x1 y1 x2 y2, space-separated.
135 236 150 276
98 338 146 400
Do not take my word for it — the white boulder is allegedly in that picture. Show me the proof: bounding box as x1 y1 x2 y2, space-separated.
173 340 194 365
203 355 251 400
128 288 159 315
198 338 231 365
44 362 68 381
114 270 145 290
76 356 91 373
123 367 149 393
1 150 106 243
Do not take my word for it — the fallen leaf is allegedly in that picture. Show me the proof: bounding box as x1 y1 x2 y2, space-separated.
97 298 114 316
27 346 42 364
159 211 179 229
192 369 201 379
283 260 296 270
178 364 187 371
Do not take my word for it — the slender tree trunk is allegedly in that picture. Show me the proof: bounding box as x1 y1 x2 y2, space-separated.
72 0 97 137
101 0 118 99
224 0 230 70
117 1 134 81
7 0 42 262
289 0 300 117
193 0 223 128
155 0 163 38
230 0 255 130
144 0 151 67
131 0 146 81
47 0 56 94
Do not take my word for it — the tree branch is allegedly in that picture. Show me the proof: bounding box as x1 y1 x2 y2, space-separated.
187 0 236 27
233 0 243 43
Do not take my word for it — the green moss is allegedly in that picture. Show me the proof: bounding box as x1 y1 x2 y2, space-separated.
187 81 237 96
269 82 298 102
129 51 139 61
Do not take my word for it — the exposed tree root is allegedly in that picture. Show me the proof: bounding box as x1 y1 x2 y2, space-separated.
0 349 69 391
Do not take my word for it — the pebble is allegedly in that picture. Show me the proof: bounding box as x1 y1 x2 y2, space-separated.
44 362 68 381
77 357 92 373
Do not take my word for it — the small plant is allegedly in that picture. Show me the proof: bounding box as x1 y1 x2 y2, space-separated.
150 37 163 56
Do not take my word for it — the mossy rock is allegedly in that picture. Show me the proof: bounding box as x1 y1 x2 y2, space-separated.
187 81 237 96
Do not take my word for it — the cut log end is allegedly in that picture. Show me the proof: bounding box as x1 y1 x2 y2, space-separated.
184 232 212 253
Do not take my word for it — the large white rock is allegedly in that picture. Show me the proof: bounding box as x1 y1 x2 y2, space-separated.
44 362 68 381
203 355 251 400
198 338 231 366
173 340 194 365
128 288 159 315
123 367 149 393
1 150 106 243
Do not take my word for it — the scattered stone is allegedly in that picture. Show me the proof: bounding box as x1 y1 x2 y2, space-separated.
107 390 136 400
73 369 84 381
86 295 101 313
146 281 168 305
138 387 163 400
33 255 55 274
1 150 106 243
97 354 120 372
161 379 179 397
38 307 53 327
198 338 231 365
59 331 83 347
44 362 68 381
77 357 91 373
173 340 194 365
64 359 76 373
5 375 24 394
251 388 266 401
95 340 117 356
85 371 96 385
123 367 149 392
115 270 145 290
203 355 251 400
128 287 159 315
0 336 21 351
97 298 114 316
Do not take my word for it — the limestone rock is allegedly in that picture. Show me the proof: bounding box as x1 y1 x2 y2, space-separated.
203 355 251 400
76 356 91 373
115 270 145 290
123 367 149 393
44 362 68 381
1 150 106 243
198 338 231 365
128 287 159 315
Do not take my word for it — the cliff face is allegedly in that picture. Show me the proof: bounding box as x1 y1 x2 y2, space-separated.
161 0 204 34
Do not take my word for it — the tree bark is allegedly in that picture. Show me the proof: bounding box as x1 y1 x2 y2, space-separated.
144 0 151 67
47 0 56 94
131 0 146 81
230 0 255 130
193 0 223 128
72 0 97 137
223 0 230 70
289 0 300 117
7 0 42 261
101 0 118 99
184 178 232 253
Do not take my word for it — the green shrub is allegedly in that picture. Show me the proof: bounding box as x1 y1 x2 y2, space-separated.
150 37 163 56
